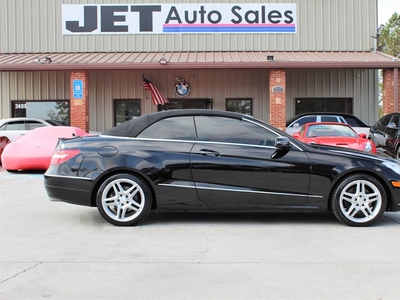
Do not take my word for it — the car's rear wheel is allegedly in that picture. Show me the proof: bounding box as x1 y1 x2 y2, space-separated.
96 173 152 226
331 174 386 226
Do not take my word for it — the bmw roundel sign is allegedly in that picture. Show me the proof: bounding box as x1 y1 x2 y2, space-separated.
174 80 191 97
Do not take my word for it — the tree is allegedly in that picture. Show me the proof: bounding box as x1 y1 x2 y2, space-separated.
378 12 400 57
46 101 69 125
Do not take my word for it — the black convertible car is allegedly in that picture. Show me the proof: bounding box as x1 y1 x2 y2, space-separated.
44 109 400 227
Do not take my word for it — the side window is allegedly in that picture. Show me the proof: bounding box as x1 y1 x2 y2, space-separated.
290 116 316 128
380 115 392 126
385 115 399 135
27 121 46 130
3 121 26 130
321 116 340 123
344 117 359 127
137 116 196 141
390 115 399 127
344 116 368 127
195 116 277 146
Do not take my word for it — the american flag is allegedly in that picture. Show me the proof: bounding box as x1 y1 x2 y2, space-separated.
143 75 169 105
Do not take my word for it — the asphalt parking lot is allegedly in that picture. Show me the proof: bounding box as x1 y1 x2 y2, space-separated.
0 167 399 300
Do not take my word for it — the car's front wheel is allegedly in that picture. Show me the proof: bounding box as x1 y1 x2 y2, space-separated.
96 173 152 226
331 174 387 226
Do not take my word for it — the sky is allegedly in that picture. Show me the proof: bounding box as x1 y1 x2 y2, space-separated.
378 0 398 25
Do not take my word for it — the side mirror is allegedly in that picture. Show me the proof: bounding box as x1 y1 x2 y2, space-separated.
275 136 291 149
358 133 367 138
293 123 299 128
292 132 301 139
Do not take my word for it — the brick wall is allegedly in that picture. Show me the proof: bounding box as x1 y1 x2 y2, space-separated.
382 68 400 115
269 69 287 130
70 71 89 132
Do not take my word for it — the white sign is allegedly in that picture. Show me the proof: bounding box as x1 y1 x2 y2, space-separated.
62 4 297 35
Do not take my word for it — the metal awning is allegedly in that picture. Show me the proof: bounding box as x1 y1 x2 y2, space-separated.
0 51 399 71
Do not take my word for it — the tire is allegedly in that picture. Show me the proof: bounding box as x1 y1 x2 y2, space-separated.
396 147 400 159
96 173 152 226
331 173 387 227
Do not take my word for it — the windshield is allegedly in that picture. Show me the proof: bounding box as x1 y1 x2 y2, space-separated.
306 124 358 138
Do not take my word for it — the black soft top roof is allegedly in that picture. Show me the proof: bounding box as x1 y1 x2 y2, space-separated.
103 109 246 138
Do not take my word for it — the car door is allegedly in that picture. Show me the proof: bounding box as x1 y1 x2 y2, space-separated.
136 116 200 209
190 116 311 209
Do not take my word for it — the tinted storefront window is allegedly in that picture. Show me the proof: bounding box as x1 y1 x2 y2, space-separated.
295 98 352 115
114 99 140 126
12 101 70 125
226 99 252 115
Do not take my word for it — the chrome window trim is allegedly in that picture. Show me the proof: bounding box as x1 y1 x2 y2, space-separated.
101 118 304 151
99 135 131 140
133 137 278 149
195 140 277 149
103 134 301 150
134 137 197 143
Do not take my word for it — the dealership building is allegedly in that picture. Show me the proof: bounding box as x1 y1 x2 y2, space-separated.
0 0 399 133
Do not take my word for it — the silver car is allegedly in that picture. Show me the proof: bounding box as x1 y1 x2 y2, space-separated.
0 117 61 141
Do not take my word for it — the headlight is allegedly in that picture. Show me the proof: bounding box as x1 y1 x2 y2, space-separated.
364 142 373 152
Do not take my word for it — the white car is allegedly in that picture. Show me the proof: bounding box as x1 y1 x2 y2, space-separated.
0 117 61 142
286 113 371 136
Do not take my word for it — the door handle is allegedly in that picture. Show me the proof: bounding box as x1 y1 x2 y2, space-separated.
199 149 221 156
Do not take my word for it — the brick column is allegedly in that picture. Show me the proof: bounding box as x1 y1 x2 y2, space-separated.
269 69 287 131
382 68 400 115
70 71 89 132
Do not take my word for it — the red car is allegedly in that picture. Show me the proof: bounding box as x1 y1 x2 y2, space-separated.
1 126 89 171
0 136 10 165
292 122 376 153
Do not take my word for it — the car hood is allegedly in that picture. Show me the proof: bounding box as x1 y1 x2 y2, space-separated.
306 136 369 151
308 143 384 161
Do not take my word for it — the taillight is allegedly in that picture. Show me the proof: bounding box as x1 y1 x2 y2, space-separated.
50 149 80 165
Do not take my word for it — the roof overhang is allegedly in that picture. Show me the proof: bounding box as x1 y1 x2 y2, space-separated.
1 51 399 71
